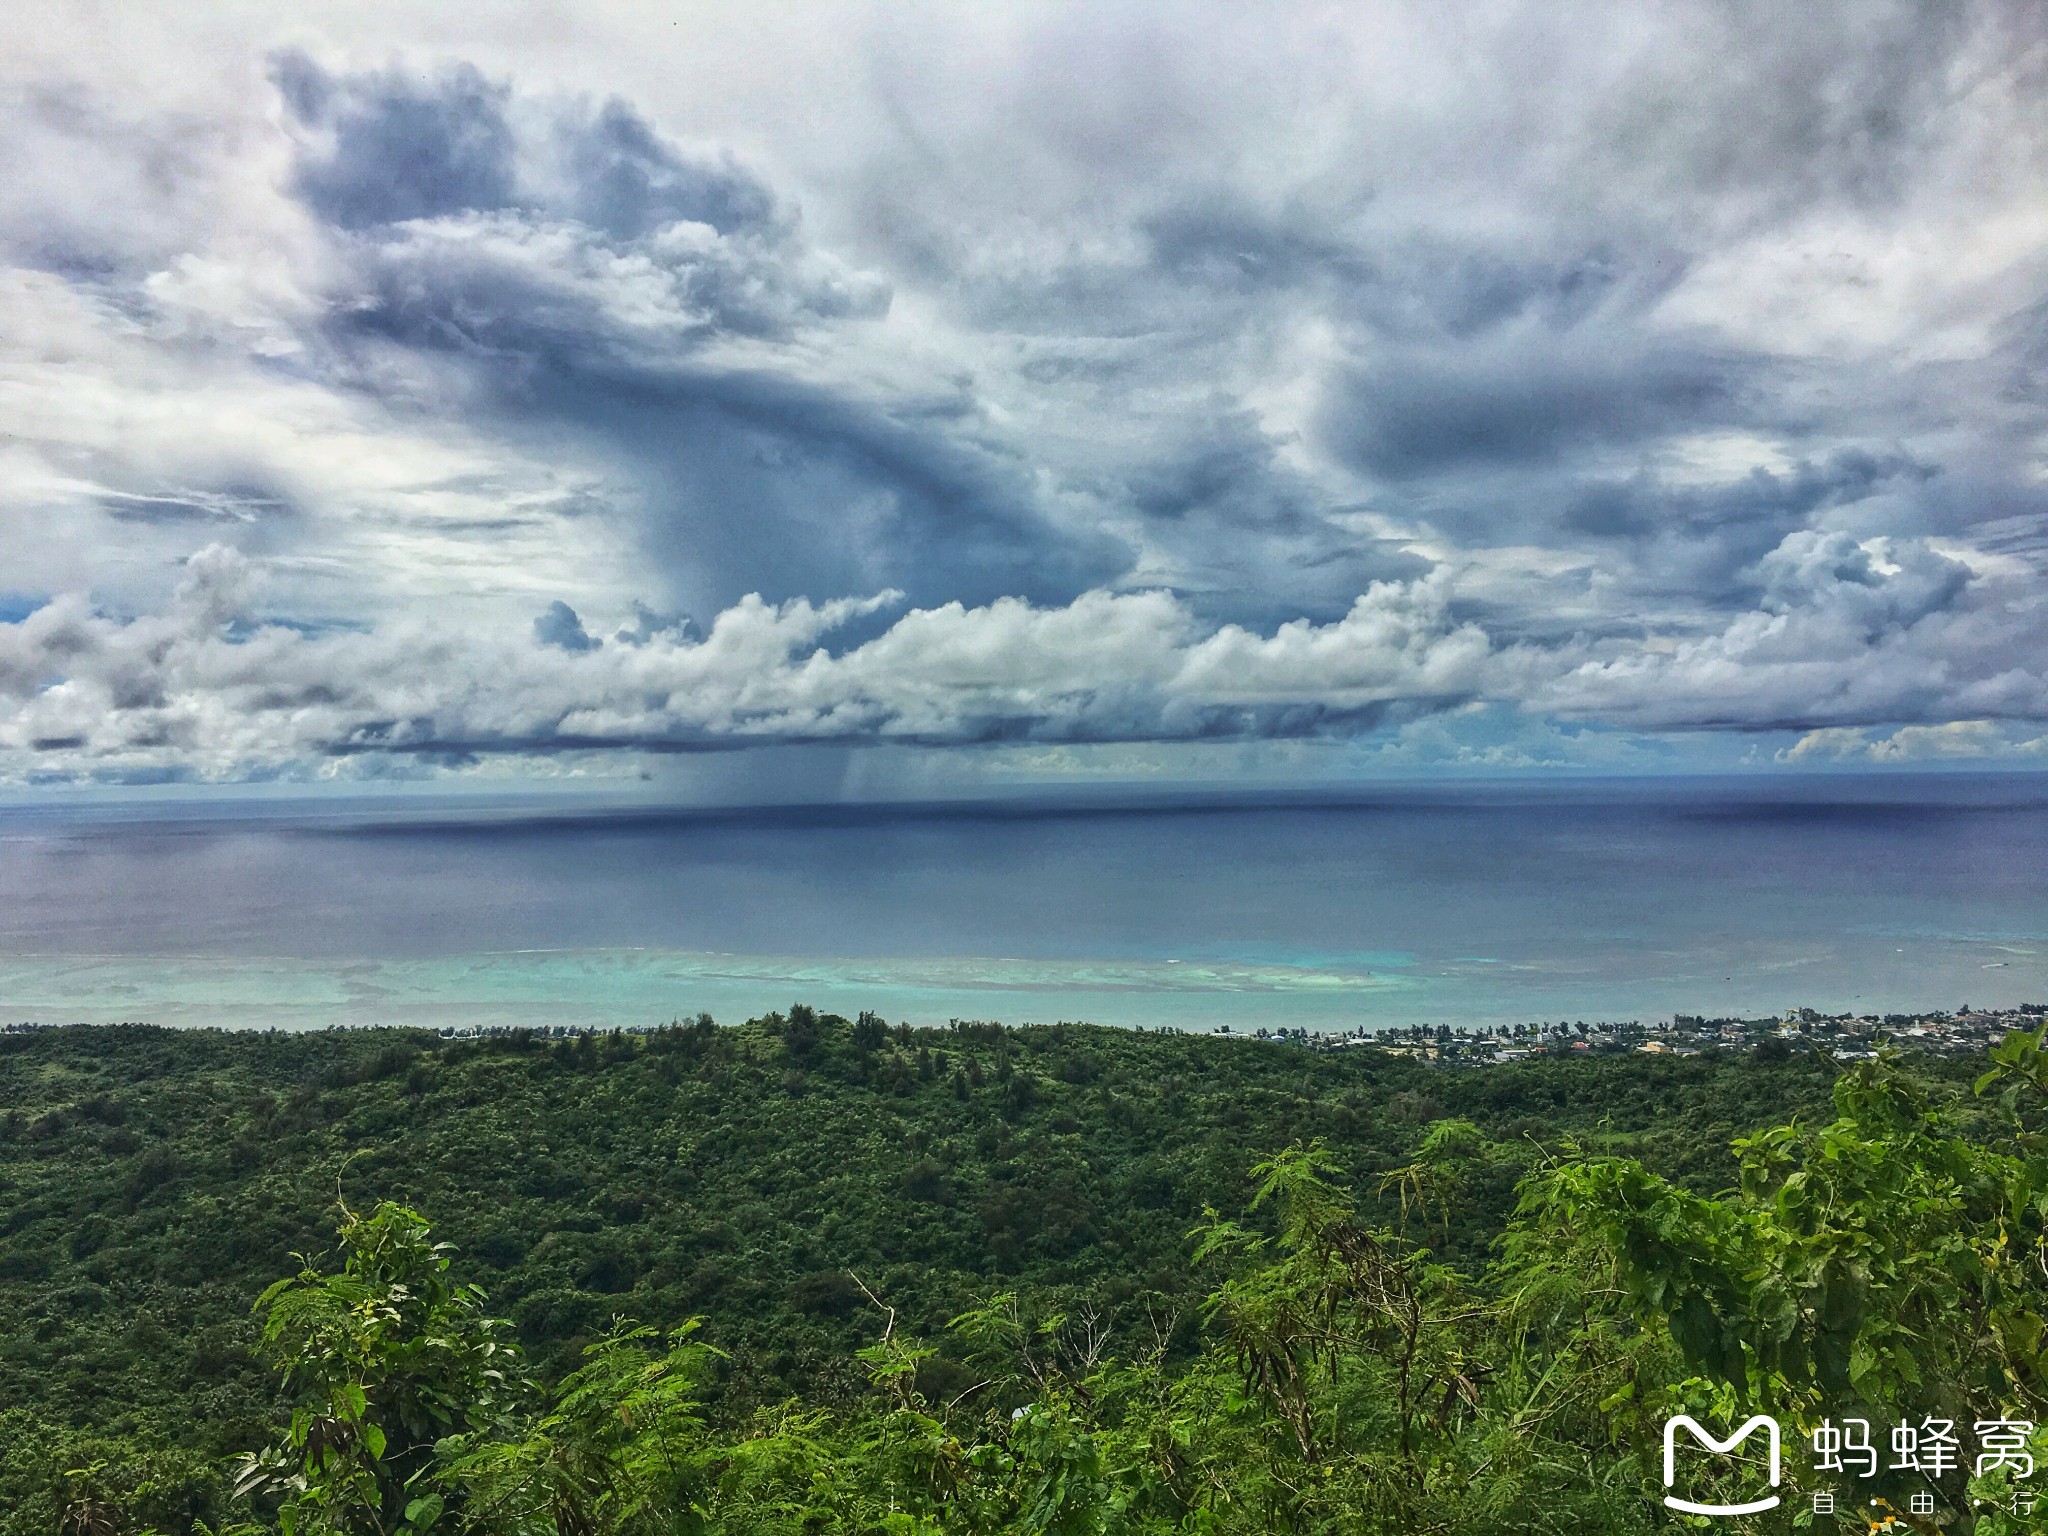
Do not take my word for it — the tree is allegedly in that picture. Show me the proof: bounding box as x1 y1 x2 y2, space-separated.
1521 1040 2048 1526
852 1011 888 1053
234 1202 525 1536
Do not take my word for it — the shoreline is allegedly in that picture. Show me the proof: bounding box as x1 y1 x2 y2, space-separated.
4 999 2040 1067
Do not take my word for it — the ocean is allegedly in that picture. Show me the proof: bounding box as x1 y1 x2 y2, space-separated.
0 774 2042 1032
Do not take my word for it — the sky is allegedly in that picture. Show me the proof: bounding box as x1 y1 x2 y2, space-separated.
3 1 2047 799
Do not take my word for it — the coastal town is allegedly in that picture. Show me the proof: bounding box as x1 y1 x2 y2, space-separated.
1252 1002 2048 1063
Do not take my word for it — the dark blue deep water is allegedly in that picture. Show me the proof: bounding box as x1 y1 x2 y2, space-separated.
0 775 2042 1030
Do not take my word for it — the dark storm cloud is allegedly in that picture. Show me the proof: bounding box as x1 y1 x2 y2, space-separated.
272 49 789 331
273 52 519 230
1125 412 1298 522
573 370 1130 612
544 97 778 241
271 54 1131 615
1551 451 1945 612
6 3 2048 782
1117 409 1429 621
1323 314 1749 480
276 54 816 343
1562 453 1933 543
533 600 598 653
276 52 819 360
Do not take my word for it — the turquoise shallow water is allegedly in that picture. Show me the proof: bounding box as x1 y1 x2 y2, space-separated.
0 950 1406 1032
0 776 2042 1031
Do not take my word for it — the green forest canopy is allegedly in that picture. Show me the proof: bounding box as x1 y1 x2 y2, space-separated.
0 1013 2042 1533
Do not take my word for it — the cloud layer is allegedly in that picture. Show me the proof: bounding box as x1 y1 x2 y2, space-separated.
3 2 2047 783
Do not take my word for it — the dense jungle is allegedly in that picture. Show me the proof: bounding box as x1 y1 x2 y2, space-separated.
0 1012 2042 1534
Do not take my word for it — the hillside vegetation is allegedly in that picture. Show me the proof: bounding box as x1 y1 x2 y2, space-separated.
0 1013 2035 1534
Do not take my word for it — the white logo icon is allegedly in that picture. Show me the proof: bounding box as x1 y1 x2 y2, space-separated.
1663 1415 1783 1516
